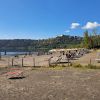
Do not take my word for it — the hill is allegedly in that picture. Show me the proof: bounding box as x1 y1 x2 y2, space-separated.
0 35 82 52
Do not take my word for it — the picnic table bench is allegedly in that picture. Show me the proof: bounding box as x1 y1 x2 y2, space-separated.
5 69 24 79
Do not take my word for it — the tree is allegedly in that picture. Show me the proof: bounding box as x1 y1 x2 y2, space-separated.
83 30 89 48
83 30 100 49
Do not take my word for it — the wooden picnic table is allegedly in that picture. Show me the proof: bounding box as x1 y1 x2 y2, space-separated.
5 69 24 79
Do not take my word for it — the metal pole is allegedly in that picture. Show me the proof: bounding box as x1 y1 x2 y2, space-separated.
5 51 7 55
0 52 1 60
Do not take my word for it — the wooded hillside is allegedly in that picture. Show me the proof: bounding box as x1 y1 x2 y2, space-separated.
0 35 82 52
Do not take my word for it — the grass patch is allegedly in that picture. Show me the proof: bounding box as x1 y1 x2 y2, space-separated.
85 64 100 69
73 64 83 68
31 63 100 71
46 64 69 70
72 63 100 69
49 66 66 70
32 66 43 70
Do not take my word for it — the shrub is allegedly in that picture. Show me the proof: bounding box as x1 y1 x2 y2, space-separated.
61 64 67 67
73 64 83 68
85 64 100 69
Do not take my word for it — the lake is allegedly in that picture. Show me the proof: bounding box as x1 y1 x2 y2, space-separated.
0 51 38 56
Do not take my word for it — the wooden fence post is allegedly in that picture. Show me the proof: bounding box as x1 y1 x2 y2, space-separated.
90 59 91 65
48 59 50 67
33 58 35 67
12 58 14 66
8 57 10 67
68 58 70 66
22 58 24 67
48 57 52 67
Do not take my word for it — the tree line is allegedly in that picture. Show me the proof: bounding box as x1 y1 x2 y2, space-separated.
0 35 82 52
83 30 100 49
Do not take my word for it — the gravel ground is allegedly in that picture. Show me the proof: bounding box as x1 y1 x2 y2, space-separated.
0 67 100 100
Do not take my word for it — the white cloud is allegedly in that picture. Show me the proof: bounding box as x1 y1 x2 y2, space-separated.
71 23 80 29
82 22 100 29
65 30 70 33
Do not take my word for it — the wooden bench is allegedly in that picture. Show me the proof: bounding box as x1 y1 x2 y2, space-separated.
5 70 24 79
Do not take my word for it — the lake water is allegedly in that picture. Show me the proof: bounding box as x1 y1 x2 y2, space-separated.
0 51 38 56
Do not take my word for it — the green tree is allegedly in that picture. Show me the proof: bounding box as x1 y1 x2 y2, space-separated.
83 30 100 49
83 30 89 48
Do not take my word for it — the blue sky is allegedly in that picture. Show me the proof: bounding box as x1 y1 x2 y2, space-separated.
0 0 100 39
